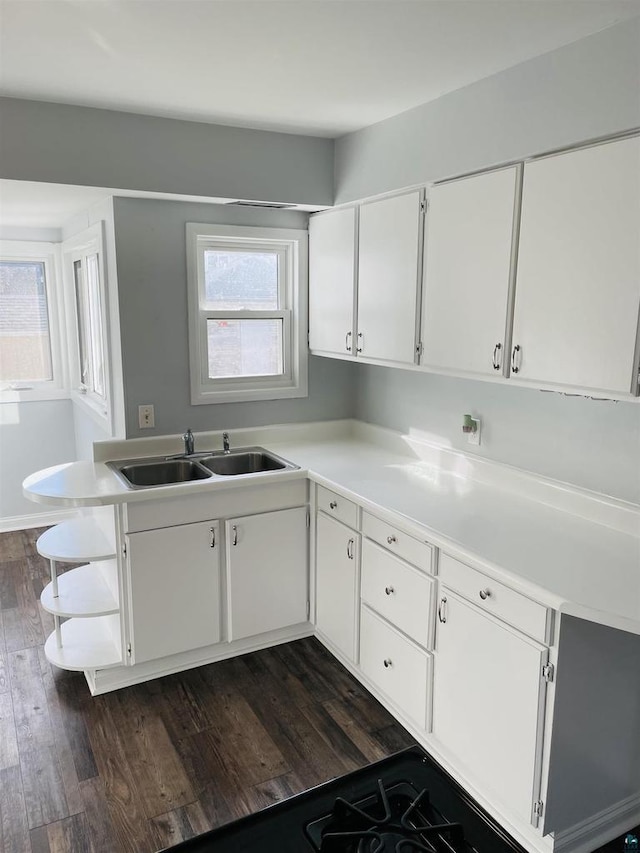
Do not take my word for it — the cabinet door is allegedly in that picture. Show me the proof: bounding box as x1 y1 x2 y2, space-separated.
512 136 640 394
433 590 548 825
422 167 518 377
358 190 423 364
226 507 308 641
126 520 220 664
315 512 359 661
309 207 357 357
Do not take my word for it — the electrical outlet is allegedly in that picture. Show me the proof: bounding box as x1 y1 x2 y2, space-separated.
138 404 155 429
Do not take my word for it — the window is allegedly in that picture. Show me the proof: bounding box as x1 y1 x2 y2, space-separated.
187 223 308 404
63 224 109 420
0 241 66 401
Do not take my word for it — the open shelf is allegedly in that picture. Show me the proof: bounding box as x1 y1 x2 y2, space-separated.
37 517 116 563
40 563 119 618
44 616 122 671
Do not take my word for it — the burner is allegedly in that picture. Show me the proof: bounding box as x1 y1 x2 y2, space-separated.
305 779 471 853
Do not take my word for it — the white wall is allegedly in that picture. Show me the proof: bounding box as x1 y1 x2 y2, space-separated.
0 399 77 524
113 197 356 438
0 98 334 207
335 19 640 203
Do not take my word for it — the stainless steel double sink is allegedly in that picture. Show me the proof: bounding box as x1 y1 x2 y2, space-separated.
107 447 299 490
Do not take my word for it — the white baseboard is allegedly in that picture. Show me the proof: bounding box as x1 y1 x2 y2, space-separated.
0 508 79 533
553 791 640 853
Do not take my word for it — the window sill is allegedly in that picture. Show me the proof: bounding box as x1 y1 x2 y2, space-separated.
191 382 308 405
0 387 70 404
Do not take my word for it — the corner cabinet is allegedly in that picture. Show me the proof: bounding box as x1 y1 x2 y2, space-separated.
309 189 425 367
512 135 640 394
225 506 309 641
125 520 221 664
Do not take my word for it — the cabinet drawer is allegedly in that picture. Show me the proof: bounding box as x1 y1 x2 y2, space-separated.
362 511 433 571
439 553 549 644
361 539 435 649
360 605 432 730
317 486 358 528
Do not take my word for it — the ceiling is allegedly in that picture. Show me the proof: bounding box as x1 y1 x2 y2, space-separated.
1 0 639 138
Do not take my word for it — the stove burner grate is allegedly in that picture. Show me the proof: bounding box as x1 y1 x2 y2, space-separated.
305 779 470 853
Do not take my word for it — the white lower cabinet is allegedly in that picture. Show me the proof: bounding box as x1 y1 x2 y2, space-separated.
126 520 221 664
432 588 548 826
360 605 432 729
225 506 308 641
315 511 360 662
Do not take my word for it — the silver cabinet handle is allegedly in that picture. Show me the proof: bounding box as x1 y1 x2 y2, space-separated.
329 500 338 510
385 586 394 596
438 596 447 624
511 344 521 374
479 588 491 601
386 535 397 545
209 527 216 549
383 658 392 668
345 331 352 353
492 342 502 371
232 524 238 546
357 332 364 353
347 538 355 560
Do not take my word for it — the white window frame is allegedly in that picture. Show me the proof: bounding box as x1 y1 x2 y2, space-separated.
186 223 308 404
0 240 69 403
62 223 111 426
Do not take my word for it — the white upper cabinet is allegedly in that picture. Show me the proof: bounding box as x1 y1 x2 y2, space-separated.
357 190 424 364
422 166 519 377
309 206 357 357
512 136 640 394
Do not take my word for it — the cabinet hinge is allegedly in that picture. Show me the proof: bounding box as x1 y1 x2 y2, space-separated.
127 643 132 657
122 542 127 558
415 341 423 357
306 508 310 528
533 800 544 818
542 663 554 683
306 600 311 620
420 199 428 213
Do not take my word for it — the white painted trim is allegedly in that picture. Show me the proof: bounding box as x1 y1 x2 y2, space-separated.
0 507 79 533
552 791 640 853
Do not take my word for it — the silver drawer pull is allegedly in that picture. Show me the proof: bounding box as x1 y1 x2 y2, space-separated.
479 588 491 601
329 501 338 510
383 658 392 668
347 538 355 560
511 344 521 374
492 342 502 371
232 525 238 546
385 586 394 596
438 596 447 624
345 331 352 352
386 535 397 545
209 527 216 549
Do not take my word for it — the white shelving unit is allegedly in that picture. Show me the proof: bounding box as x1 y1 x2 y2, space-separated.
37 516 122 670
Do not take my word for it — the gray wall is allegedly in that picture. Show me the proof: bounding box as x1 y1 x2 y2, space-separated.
0 98 334 207
335 19 640 203
0 399 77 523
354 365 640 504
113 197 355 437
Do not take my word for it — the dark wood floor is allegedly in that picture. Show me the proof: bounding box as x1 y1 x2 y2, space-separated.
0 527 415 853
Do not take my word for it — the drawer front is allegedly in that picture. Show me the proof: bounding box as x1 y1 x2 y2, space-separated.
362 512 433 571
317 485 358 528
361 539 435 649
439 553 549 643
360 605 432 730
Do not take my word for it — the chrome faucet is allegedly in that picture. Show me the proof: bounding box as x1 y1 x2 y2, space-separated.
222 431 230 454
182 428 195 456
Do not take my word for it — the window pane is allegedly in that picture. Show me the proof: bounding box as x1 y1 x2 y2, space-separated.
0 261 53 382
74 259 92 388
86 254 105 398
207 319 283 378
203 250 279 310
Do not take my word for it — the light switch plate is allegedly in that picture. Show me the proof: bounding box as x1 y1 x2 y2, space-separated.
138 404 155 428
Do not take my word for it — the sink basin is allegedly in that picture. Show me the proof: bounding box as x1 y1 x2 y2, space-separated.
108 458 213 489
200 448 298 477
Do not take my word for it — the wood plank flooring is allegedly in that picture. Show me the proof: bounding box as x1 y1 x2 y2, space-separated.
0 528 415 853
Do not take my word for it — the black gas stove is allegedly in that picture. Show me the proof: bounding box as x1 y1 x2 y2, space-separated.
162 746 527 852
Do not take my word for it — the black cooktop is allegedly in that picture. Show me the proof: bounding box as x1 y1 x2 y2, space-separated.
162 747 527 853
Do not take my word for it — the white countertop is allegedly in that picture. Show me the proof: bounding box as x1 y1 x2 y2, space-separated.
23 422 640 637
